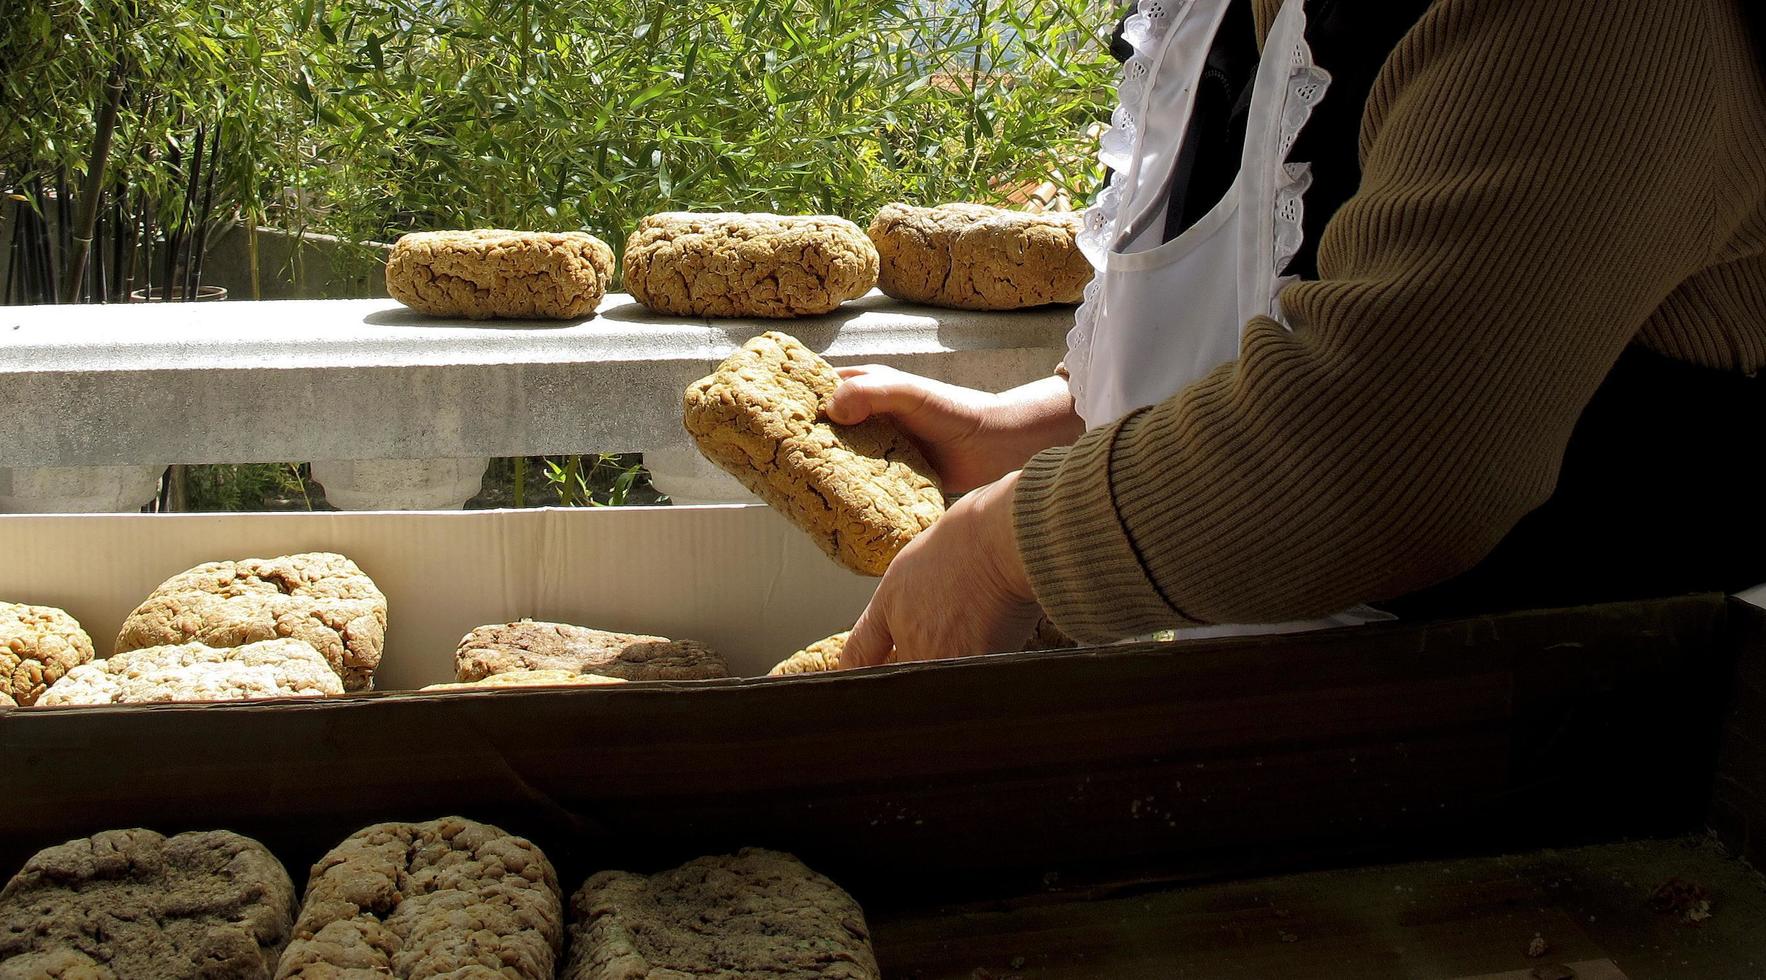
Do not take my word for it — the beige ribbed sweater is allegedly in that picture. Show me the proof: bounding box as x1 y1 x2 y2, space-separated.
1015 0 1766 640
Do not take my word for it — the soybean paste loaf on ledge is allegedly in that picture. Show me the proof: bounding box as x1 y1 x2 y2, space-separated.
685 332 944 576
0 828 297 978
867 202 1092 310
115 552 387 691
624 212 879 318
386 229 616 320
0 600 95 706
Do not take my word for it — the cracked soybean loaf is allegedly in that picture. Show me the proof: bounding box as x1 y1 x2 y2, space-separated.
624 213 878 318
39 639 343 705
116 552 386 691
421 669 631 692
767 616 1074 675
276 817 562 980
769 631 852 676
868 203 1092 310
0 601 94 706
0 828 296 979
386 229 616 319
565 848 879 980
686 333 944 576
454 620 727 682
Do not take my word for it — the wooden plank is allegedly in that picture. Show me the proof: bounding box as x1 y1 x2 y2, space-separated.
872 839 1763 979
1711 597 1766 870
0 595 1733 906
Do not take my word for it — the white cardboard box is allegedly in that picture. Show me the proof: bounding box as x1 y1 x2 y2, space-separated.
0 505 879 688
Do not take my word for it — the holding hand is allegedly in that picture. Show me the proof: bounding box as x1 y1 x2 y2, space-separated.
841 471 1042 667
827 368 1083 495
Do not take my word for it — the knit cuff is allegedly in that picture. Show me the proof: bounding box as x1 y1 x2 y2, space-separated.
1012 420 1203 643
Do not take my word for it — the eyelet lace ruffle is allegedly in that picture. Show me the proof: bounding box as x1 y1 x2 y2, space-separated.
1066 0 1191 409
1067 0 1331 401
1267 34 1330 325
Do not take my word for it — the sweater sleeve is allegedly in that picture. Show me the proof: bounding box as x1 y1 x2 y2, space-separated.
1014 0 1718 641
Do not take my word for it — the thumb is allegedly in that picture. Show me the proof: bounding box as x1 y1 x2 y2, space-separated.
827 372 931 427
841 605 894 669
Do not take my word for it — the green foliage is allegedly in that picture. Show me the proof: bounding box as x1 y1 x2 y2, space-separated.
2 0 295 228
284 0 1117 259
543 454 649 508
183 463 312 511
6 1 1117 265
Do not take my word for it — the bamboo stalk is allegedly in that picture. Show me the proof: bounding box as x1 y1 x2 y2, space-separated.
138 191 155 302
16 198 33 303
61 65 126 303
30 177 53 304
25 188 47 304
160 138 181 301
189 122 221 298
178 123 205 300
4 203 19 305
90 190 105 303
54 169 70 302
110 185 126 303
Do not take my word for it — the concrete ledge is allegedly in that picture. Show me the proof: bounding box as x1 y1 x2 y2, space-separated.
0 293 1071 468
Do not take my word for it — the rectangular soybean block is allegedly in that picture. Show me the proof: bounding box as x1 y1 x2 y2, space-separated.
275 817 562 980
38 639 344 705
684 332 944 576
0 829 296 979
453 621 727 682
564 848 879 979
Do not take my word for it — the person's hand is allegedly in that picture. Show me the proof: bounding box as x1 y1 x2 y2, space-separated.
841 471 1041 667
826 365 1007 494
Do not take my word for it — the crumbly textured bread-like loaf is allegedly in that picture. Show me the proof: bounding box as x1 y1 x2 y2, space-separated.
0 691 13 708
386 230 616 320
453 621 727 683
685 333 944 576
0 828 297 979
769 631 851 676
0 949 117 979
868 203 1092 311
116 553 387 691
624 213 879 318
767 616 1074 676
38 639 345 705
564 848 879 980
1 602 94 706
276 817 562 980
421 669 631 692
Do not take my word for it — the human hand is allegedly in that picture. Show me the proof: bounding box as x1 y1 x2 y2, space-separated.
827 369 1083 494
826 365 1007 494
841 471 1041 667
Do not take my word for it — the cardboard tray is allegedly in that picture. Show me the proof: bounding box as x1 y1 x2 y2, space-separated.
0 506 1744 911
0 506 879 686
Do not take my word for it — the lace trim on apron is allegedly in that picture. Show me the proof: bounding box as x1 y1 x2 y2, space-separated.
1067 0 1332 404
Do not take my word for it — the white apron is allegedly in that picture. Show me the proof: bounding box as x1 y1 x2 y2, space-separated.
1065 0 1392 640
